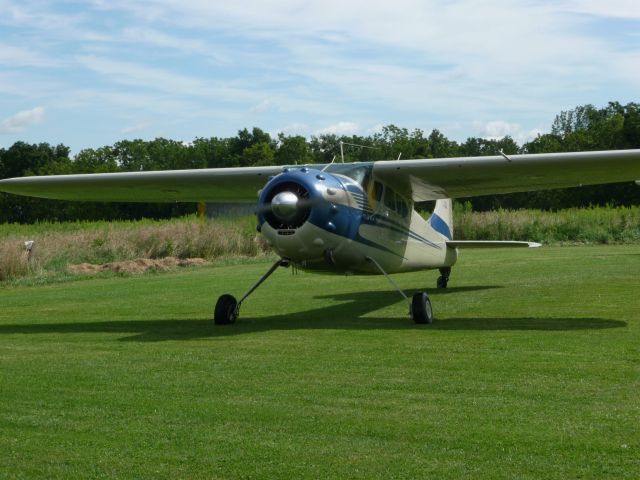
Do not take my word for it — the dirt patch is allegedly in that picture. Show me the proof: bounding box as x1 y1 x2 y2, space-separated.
69 257 209 275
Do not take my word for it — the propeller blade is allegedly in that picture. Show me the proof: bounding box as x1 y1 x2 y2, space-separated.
254 197 325 215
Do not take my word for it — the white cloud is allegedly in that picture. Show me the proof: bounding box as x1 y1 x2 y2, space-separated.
276 122 309 136
2 0 639 151
250 99 273 114
0 72 66 98
77 55 206 94
475 120 521 139
0 43 60 67
119 27 229 64
560 0 640 19
0 0 84 30
474 120 542 143
121 121 151 134
315 121 359 136
76 55 261 104
0 106 45 134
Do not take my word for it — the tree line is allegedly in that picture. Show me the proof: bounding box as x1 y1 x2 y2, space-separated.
1 102 639 223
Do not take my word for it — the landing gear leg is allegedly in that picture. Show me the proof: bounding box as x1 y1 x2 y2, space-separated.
366 256 433 324
437 267 451 289
214 258 290 325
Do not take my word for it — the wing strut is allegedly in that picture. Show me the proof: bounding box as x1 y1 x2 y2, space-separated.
365 256 410 310
214 258 290 324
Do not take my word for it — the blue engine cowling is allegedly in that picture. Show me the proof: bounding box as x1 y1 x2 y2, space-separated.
256 167 364 267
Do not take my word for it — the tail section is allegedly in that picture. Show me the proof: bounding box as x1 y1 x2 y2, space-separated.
429 199 453 240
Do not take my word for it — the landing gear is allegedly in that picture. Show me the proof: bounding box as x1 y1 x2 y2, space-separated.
214 258 289 325
214 294 238 325
437 267 451 289
411 292 433 324
366 256 434 324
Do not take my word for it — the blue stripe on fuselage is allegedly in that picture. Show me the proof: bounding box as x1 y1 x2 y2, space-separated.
311 200 441 252
366 215 441 250
429 213 452 240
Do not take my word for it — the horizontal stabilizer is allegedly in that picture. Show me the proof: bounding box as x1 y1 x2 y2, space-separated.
446 240 542 249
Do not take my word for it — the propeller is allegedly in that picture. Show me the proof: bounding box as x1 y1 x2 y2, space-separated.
256 181 326 229
254 195 324 216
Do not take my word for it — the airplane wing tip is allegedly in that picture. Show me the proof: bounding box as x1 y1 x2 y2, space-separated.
0 177 21 193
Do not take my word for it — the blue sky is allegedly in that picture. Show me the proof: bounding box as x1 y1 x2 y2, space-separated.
1 0 639 154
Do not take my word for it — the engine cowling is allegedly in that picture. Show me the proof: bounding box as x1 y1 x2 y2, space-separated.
256 167 362 268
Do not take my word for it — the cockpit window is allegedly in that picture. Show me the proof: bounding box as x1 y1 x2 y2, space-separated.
384 188 396 210
323 163 373 187
383 185 410 218
373 181 383 202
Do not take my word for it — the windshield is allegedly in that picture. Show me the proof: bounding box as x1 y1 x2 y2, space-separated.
323 163 373 187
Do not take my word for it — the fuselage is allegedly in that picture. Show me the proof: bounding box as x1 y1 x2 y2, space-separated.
257 165 458 275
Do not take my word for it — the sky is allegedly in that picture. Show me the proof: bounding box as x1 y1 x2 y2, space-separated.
1 0 640 154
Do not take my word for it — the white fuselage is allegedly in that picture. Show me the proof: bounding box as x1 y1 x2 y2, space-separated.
258 166 457 275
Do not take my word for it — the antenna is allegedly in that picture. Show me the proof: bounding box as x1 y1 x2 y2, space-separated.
499 150 513 163
321 155 337 172
338 141 377 163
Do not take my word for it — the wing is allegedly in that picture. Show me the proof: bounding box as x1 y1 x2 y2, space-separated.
2 149 639 204
374 149 640 202
0 166 283 203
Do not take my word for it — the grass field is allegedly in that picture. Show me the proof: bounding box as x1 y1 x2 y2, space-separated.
1 245 639 479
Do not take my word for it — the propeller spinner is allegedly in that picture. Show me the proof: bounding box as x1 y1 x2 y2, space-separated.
271 191 299 222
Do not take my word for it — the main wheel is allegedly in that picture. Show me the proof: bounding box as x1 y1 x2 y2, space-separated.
214 294 238 325
411 292 433 324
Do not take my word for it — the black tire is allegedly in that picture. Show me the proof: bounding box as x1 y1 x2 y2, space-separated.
437 275 448 289
411 292 433 324
214 294 238 325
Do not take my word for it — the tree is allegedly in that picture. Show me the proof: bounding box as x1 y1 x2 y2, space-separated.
73 146 118 173
275 134 313 165
113 139 151 171
241 142 275 166
427 129 458 158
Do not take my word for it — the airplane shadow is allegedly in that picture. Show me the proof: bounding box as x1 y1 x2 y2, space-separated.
0 286 627 342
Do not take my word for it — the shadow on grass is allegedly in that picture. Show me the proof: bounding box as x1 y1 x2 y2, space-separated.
0 286 627 341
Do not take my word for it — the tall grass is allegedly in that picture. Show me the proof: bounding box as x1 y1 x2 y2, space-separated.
0 241 32 281
453 203 640 244
0 215 269 283
1 207 639 283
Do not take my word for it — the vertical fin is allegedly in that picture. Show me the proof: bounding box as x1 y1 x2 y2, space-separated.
429 198 453 240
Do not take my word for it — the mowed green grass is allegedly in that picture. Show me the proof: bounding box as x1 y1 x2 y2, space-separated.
1 246 639 479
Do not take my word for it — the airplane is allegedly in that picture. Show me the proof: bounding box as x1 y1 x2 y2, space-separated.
1 149 640 325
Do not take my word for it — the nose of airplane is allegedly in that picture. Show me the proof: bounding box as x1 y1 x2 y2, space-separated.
271 191 299 222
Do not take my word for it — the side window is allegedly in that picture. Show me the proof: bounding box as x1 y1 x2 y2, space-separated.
361 171 371 193
373 181 383 203
382 185 410 218
384 188 396 211
397 198 408 218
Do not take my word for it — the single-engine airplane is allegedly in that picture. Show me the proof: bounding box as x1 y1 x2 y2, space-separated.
1 149 640 324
